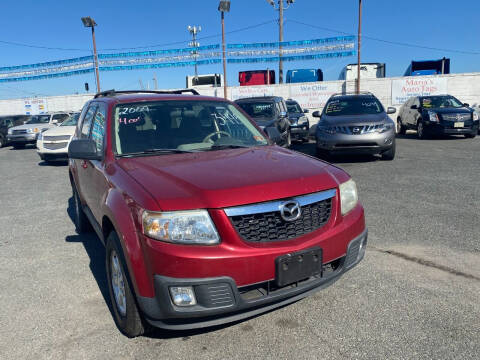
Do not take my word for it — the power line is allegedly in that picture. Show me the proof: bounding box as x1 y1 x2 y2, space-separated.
0 19 277 53
288 19 480 55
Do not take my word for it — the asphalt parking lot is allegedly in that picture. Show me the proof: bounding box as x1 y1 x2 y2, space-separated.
0 133 479 360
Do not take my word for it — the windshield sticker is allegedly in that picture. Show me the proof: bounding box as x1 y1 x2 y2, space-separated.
118 116 141 125
361 102 377 107
118 105 150 116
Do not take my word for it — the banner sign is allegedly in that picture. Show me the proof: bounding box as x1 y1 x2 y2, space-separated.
24 98 47 115
228 36 355 49
391 77 448 105
289 82 342 109
230 86 277 101
228 51 355 64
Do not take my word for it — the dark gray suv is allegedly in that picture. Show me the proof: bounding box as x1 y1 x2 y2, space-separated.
314 92 396 160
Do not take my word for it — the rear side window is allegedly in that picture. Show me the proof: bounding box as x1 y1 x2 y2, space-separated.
81 105 97 138
91 104 106 153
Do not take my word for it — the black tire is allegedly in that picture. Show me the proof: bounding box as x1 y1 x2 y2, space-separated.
13 143 25 149
417 120 428 139
106 232 147 338
464 133 476 139
316 147 330 160
381 140 396 160
71 183 92 234
0 136 5 148
285 130 291 148
396 118 406 135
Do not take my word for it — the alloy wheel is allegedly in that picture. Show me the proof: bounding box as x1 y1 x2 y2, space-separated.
110 251 127 317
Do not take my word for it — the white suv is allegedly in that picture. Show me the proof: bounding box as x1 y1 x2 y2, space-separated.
37 113 80 162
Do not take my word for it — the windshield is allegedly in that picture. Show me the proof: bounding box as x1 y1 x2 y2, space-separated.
61 113 80 126
324 97 384 116
25 115 50 124
114 100 268 155
421 96 463 108
286 102 302 113
236 102 274 118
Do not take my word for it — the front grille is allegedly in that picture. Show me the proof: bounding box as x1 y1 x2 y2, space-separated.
43 135 71 141
334 142 378 148
229 197 332 242
44 142 68 150
335 124 382 135
12 129 27 135
441 113 471 122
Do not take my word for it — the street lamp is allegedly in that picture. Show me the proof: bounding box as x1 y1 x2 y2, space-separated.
356 0 362 94
266 0 295 84
188 25 201 79
81 16 101 93
218 0 230 99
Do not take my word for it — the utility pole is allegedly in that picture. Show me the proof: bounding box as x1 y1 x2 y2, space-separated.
278 0 284 84
218 0 230 99
356 0 362 94
188 26 201 79
81 17 101 92
153 73 158 90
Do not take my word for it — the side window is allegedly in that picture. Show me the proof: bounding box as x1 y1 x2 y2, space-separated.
6 119 13 128
91 103 106 153
81 105 97 138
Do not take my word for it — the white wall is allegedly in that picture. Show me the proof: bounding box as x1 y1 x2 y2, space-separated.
1 72 479 124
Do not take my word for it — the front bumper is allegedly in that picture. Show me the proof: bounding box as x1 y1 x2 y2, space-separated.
424 121 479 135
316 129 395 154
7 133 38 144
138 229 367 330
36 139 70 159
290 124 309 139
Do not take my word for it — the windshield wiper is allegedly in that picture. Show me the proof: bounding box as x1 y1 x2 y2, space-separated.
117 148 196 157
208 144 253 150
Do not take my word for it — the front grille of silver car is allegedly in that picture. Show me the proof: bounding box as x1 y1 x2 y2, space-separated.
441 113 471 122
43 135 71 141
44 142 68 150
334 125 382 135
12 129 27 135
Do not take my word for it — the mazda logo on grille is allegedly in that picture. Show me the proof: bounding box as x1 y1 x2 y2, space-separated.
279 200 302 222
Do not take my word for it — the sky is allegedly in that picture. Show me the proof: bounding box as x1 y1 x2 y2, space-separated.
0 0 479 99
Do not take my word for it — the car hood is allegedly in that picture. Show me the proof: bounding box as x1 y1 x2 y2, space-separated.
117 146 343 211
250 117 276 127
41 125 75 136
423 107 471 114
288 112 303 120
11 123 54 131
322 113 388 126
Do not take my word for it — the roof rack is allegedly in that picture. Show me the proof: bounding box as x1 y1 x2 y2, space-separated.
93 89 200 99
330 91 374 97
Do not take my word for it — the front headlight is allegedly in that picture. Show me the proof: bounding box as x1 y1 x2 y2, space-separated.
377 123 393 133
473 112 479 121
7 128 13 135
27 128 40 133
143 209 220 245
298 116 308 125
317 126 336 135
428 111 439 122
339 179 358 216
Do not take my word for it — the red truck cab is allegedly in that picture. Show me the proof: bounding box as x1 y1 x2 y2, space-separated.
239 70 276 86
68 89 367 337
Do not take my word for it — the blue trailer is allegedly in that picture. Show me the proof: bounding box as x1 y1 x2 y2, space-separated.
286 69 323 83
404 58 450 76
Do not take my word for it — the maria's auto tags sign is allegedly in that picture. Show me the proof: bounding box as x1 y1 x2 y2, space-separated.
391 76 448 105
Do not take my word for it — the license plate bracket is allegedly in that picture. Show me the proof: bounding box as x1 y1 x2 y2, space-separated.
454 122 464 128
275 247 322 287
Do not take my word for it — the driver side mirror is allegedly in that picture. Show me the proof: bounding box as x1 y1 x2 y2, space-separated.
312 111 321 118
410 105 418 110
68 139 101 161
463 103 470 107
51 119 58 124
303 109 309 113
387 107 396 114
279 111 287 118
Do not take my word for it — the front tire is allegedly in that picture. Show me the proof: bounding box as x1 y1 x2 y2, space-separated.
285 130 291 148
417 121 427 139
0 135 5 148
71 184 91 234
381 141 396 160
106 232 146 338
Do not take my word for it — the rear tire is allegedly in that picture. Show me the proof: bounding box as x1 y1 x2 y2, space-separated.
71 184 92 234
106 232 147 338
0 135 4 148
396 118 406 135
13 143 25 149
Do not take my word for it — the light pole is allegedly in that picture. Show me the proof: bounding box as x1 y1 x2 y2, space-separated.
188 25 201 79
356 0 362 94
266 0 295 84
81 16 100 93
218 0 230 99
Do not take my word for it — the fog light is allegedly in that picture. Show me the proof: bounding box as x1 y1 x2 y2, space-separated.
169 286 197 307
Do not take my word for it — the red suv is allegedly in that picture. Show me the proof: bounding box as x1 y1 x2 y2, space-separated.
68 90 367 337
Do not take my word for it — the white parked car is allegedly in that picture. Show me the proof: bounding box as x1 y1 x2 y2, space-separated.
7 112 71 149
37 113 80 162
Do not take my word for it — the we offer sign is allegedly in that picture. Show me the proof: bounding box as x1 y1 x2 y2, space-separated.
391 77 448 105
289 82 341 109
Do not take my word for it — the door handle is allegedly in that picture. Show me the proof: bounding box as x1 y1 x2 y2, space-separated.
81 160 88 169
